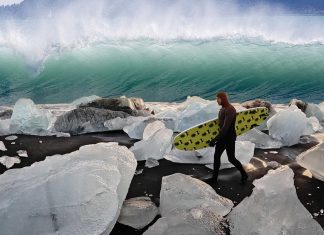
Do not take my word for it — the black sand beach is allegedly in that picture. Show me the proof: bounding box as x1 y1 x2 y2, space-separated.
0 132 323 234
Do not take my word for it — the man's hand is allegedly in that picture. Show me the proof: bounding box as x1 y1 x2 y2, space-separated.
208 139 217 147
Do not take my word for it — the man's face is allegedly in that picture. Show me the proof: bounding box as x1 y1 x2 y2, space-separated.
216 97 221 105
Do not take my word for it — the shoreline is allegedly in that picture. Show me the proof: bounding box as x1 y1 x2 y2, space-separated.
0 131 323 234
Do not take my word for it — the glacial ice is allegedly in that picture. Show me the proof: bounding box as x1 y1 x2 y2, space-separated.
130 128 173 161
104 116 148 131
267 105 307 146
143 121 166 140
305 102 324 122
177 102 220 132
0 141 7 151
145 158 160 168
0 119 12 135
160 173 233 217
9 99 56 136
145 173 232 235
237 128 283 149
228 166 324 235
303 117 322 135
118 197 159 229
17 150 28 158
0 142 137 235
123 119 153 139
143 207 227 235
0 156 20 168
5 135 18 141
297 142 324 182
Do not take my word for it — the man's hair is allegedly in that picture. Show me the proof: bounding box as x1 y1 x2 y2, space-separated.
216 91 230 107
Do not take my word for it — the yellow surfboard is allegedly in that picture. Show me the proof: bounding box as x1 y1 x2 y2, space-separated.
173 107 269 151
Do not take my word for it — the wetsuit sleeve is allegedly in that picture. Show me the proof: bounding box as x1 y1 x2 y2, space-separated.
212 108 236 143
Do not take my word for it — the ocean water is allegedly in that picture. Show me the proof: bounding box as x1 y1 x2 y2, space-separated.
0 0 324 105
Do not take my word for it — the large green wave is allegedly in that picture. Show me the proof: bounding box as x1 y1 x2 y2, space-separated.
0 39 324 105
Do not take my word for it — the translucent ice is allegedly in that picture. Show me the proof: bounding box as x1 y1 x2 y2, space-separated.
228 166 324 235
0 141 7 151
297 142 324 182
143 121 166 140
130 128 173 161
144 207 226 235
267 105 307 146
145 158 160 168
118 197 159 229
305 102 324 122
0 156 20 168
160 173 233 217
0 142 137 235
0 119 12 136
238 128 283 149
303 117 322 135
17 150 28 158
9 99 56 135
5 135 18 141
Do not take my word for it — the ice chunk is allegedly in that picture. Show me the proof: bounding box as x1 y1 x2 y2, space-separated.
0 143 137 235
123 119 153 139
199 141 255 169
0 141 7 151
0 156 20 168
297 142 324 182
228 166 324 235
144 207 226 235
178 102 220 132
164 148 204 164
0 119 13 136
267 105 307 146
267 161 280 168
9 99 56 135
104 116 148 131
17 150 28 158
130 128 173 161
160 173 233 217
145 158 160 168
5 135 18 141
303 117 322 135
238 128 283 149
143 121 165 140
305 102 324 122
118 197 159 229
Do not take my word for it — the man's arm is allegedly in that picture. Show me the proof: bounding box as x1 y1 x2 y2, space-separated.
209 108 236 146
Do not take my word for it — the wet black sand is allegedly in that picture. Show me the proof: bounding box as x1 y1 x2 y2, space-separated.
0 132 323 234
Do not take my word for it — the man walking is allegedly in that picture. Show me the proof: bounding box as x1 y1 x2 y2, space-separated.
207 92 248 184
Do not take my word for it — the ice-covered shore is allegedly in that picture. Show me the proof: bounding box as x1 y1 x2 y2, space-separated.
0 96 324 234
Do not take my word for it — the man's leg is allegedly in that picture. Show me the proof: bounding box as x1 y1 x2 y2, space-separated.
213 141 226 181
225 139 248 182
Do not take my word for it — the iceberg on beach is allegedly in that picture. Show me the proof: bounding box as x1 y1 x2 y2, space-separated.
0 156 20 168
237 129 283 149
144 173 232 235
0 142 137 235
303 116 322 135
130 128 173 161
267 105 307 146
228 166 324 235
143 207 227 235
9 99 56 136
159 173 233 217
118 197 159 229
297 142 324 182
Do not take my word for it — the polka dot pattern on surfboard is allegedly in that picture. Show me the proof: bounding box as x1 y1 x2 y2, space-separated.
173 107 269 151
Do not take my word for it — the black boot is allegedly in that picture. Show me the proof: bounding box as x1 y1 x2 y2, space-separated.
241 172 248 184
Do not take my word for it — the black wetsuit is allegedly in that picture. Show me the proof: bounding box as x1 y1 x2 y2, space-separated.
210 104 247 180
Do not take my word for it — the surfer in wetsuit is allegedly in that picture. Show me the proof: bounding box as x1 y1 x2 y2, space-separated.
207 92 248 184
